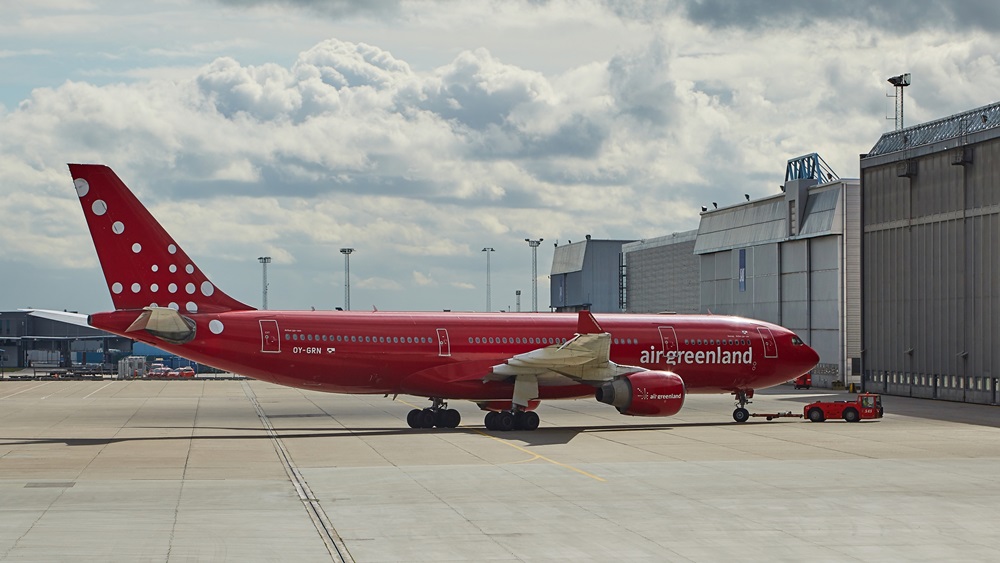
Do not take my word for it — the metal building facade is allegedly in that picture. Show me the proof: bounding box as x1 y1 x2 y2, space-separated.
860 101 1000 404
549 239 635 312
0 310 131 369
622 230 699 314
695 176 861 387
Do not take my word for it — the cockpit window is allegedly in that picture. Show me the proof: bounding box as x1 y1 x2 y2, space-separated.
791 336 804 346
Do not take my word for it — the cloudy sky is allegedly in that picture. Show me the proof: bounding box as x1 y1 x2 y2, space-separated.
3 0 1000 314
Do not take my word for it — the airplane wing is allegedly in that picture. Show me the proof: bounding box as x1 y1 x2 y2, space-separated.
486 331 642 385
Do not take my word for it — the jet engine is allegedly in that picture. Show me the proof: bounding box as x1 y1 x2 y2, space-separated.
595 371 686 416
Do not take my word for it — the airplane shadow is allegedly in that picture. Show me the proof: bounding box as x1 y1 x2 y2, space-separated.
0 419 765 448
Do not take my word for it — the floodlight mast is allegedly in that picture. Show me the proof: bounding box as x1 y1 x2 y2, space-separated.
339 248 354 311
482 247 495 312
524 238 543 312
887 73 911 131
257 256 271 310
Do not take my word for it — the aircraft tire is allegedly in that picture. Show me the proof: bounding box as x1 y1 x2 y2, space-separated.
519 411 540 431
406 409 421 428
417 408 437 428
495 411 515 431
733 407 750 423
484 411 498 430
440 408 461 428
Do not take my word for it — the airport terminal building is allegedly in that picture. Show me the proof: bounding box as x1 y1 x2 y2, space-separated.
860 101 1000 404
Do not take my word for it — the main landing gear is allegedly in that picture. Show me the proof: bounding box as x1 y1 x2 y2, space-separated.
484 409 540 431
732 389 754 423
406 398 461 429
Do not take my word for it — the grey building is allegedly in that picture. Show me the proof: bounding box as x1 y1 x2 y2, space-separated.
0 310 131 369
549 237 635 313
695 154 861 387
860 101 1000 404
622 230 699 314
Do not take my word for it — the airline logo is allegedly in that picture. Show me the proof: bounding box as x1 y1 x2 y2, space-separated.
640 346 753 366
636 388 683 401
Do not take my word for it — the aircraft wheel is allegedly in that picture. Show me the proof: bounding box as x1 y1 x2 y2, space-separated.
440 408 461 428
406 409 421 428
807 407 825 422
843 408 860 423
417 408 437 428
484 411 498 430
733 407 750 423
495 411 515 431
519 411 540 431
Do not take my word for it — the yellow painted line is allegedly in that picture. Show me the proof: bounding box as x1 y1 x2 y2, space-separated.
398 398 605 482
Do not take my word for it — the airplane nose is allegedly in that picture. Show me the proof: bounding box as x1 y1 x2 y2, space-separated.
804 343 820 369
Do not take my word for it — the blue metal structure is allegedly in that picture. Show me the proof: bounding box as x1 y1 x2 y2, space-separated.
785 153 839 183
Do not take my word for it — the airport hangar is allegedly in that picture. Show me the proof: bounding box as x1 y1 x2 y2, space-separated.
553 154 861 390
555 100 1000 406
861 101 1000 405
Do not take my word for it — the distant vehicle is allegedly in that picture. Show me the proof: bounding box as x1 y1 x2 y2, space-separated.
793 373 812 389
167 367 196 378
148 365 170 378
805 393 883 422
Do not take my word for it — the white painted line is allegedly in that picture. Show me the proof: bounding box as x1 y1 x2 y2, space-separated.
82 382 114 400
0 382 54 400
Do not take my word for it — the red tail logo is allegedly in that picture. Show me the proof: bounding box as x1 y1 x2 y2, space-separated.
70 164 253 313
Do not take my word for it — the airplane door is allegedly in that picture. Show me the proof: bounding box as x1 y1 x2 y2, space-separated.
436 328 451 357
658 326 679 355
756 327 778 359
260 320 281 353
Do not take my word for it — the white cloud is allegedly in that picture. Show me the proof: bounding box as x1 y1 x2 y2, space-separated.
2 2 1000 312
412 271 435 286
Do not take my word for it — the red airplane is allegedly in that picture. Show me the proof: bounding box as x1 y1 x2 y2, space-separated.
67 164 819 431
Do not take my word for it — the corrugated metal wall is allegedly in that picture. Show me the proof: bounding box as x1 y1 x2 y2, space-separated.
624 239 699 313
862 134 1000 404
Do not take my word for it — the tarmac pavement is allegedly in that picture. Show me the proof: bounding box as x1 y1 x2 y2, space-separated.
1 378 999 562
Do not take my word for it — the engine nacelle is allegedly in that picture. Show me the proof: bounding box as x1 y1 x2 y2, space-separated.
595 371 686 417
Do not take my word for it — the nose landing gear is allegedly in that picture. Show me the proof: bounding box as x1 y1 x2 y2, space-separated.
732 389 754 423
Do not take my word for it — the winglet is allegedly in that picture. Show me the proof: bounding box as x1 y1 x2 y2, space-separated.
576 310 604 334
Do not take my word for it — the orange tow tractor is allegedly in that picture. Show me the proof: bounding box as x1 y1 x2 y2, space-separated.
804 393 884 423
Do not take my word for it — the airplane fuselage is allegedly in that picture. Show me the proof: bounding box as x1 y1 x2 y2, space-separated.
91 310 817 400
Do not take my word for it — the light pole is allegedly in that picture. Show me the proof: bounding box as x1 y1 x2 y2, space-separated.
340 248 354 311
257 256 271 310
482 247 494 312
515 290 521 313
524 238 543 312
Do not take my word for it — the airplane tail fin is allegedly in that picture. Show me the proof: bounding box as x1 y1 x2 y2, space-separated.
69 164 254 314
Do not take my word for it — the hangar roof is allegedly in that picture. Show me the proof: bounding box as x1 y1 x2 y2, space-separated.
866 100 1000 158
622 229 697 253
693 181 855 254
